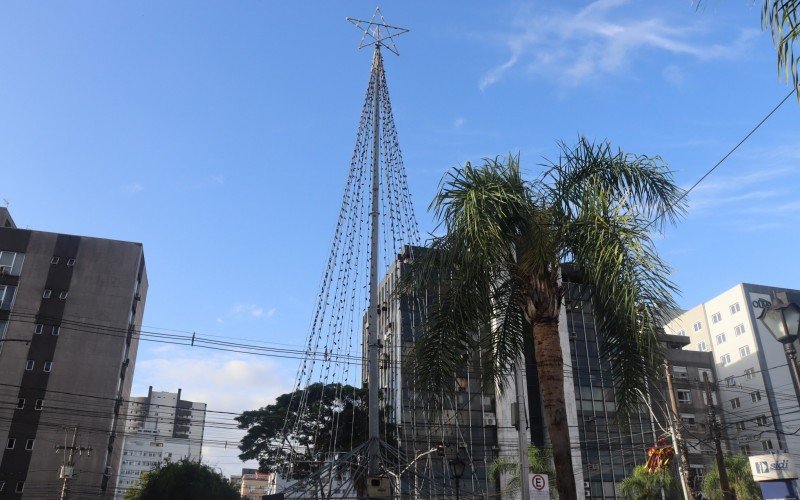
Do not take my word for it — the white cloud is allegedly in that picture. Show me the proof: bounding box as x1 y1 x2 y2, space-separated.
479 0 758 89
124 182 144 194
662 64 685 85
453 116 466 128
231 303 269 319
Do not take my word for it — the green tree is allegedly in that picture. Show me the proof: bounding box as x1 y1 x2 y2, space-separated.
702 455 761 500
236 383 368 478
408 139 684 498
488 445 555 498
122 459 240 500
620 465 678 500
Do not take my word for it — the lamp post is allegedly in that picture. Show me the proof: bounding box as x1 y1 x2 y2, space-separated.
757 292 800 405
448 456 465 500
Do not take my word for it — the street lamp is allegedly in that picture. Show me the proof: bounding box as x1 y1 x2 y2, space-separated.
448 457 465 500
757 292 800 404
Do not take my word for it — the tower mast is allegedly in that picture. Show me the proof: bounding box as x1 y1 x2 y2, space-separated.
347 7 409 479
367 41 382 476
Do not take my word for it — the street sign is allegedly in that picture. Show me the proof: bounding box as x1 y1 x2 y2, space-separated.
750 452 798 481
529 473 549 499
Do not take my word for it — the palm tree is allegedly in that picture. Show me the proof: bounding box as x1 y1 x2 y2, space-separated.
620 465 678 500
488 445 555 498
702 455 761 500
407 138 685 498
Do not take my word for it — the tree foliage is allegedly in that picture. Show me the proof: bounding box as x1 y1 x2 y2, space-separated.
122 459 240 500
762 0 800 95
620 465 678 500
702 455 761 500
236 383 368 478
407 139 684 498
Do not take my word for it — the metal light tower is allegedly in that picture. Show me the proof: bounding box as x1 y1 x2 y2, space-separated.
346 8 409 479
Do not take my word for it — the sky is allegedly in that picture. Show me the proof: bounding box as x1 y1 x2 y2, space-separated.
1 0 799 478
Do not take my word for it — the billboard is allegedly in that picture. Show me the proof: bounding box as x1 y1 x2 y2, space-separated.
750 452 798 481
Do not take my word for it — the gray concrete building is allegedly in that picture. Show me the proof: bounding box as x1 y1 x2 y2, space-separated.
115 388 206 498
373 246 499 498
0 208 147 498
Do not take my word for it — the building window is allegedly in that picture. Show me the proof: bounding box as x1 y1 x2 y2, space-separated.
0 250 25 276
0 285 16 310
34 324 43 334
720 354 731 366
59 291 68 300
24 439 34 450
673 366 689 379
42 289 52 299
734 324 746 336
25 360 34 371
676 390 692 404
725 376 736 387
34 399 43 410
751 390 762 402
677 329 686 336
756 415 769 426
6 438 15 449
693 321 702 331
16 398 24 409
50 256 60 265
697 341 707 351
762 439 774 451
730 302 741 314
736 421 746 431
716 333 727 344
711 312 722 324
730 398 741 409
43 361 53 373
739 345 751 358
14 482 23 493
699 368 714 383
67 258 76 267
52 326 60 336
740 444 751 454
745 368 756 380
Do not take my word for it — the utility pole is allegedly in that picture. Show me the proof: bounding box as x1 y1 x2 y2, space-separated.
56 426 92 500
514 360 531 500
703 372 733 500
664 360 693 500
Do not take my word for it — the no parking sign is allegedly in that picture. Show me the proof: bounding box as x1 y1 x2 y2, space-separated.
529 473 549 499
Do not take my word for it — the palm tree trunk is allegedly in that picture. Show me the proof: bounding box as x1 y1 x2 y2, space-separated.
532 318 577 499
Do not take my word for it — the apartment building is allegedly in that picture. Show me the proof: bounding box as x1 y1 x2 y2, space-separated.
0 208 147 498
665 283 800 469
115 388 207 497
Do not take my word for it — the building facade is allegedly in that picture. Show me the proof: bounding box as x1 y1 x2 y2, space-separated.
374 246 499 499
239 468 277 499
665 283 800 472
0 208 147 498
115 388 206 498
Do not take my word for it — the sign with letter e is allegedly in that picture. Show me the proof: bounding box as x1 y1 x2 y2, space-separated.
529 473 549 499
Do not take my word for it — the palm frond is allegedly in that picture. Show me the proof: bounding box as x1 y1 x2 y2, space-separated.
543 137 686 231
566 179 681 417
762 0 800 96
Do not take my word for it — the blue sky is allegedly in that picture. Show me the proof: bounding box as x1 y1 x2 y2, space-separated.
1 0 798 476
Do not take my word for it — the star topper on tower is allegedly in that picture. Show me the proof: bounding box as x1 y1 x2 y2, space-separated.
346 6 409 56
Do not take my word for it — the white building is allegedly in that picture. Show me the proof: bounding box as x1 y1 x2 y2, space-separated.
665 283 800 471
115 388 207 498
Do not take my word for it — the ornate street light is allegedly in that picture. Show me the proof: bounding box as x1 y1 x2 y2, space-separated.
449 457 466 500
757 292 800 404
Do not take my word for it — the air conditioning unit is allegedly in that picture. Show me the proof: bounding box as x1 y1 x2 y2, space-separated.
584 482 590 489
0 266 8 276
483 413 497 427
